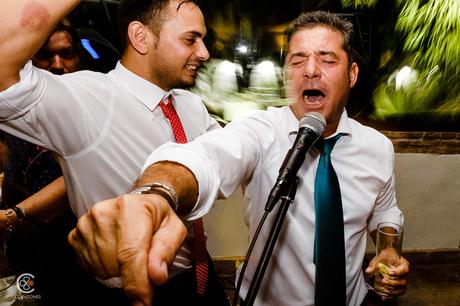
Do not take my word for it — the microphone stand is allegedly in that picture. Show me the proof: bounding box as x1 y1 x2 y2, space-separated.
242 177 299 306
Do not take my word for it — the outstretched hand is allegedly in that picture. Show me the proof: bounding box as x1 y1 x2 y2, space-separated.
68 194 187 306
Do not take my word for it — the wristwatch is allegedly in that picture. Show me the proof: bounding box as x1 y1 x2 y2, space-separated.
130 182 179 213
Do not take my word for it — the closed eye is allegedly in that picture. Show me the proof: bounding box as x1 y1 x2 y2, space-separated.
318 52 338 64
288 55 306 66
184 37 196 45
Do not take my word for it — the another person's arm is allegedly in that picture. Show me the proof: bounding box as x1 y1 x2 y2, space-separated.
19 176 69 221
0 0 80 90
0 176 69 233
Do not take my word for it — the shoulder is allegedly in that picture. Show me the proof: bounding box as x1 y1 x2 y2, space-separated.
346 118 394 160
60 69 111 86
349 118 392 146
172 89 209 111
228 106 293 140
242 105 291 125
173 89 202 103
50 69 119 104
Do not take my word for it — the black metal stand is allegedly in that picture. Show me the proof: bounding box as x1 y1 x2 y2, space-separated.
242 178 299 306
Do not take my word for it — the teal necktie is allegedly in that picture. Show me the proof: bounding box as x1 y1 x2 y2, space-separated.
314 134 346 305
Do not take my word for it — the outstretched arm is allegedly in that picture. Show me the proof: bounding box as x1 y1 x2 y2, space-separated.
0 0 80 90
69 161 198 306
0 176 69 232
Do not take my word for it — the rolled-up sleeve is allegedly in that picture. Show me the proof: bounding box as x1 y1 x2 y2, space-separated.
142 116 266 222
368 174 403 232
367 141 403 232
142 140 221 221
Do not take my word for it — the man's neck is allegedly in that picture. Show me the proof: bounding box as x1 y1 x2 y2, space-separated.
120 52 170 91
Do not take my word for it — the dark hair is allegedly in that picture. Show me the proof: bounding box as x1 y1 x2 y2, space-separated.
285 11 354 64
40 19 82 54
117 0 199 51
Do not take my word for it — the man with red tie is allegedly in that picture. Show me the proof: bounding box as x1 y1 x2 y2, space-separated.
0 0 228 305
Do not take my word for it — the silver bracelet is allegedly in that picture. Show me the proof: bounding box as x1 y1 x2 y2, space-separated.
130 182 179 213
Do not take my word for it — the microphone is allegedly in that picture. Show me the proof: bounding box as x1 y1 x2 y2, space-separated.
265 112 326 212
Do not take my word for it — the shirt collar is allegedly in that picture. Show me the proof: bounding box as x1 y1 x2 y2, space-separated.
325 110 352 139
287 106 301 135
109 61 174 111
287 108 352 139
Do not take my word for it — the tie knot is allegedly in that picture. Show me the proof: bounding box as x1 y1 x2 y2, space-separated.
160 96 178 123
320 134 343 156
158 95 188 144
160 95 173 109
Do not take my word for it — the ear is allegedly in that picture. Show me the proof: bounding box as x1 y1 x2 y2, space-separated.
127 21 151 55
349 62 359 88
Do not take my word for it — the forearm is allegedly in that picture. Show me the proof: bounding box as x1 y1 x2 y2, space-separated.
17 176 69 222
0 0 80 90
134 161 198 216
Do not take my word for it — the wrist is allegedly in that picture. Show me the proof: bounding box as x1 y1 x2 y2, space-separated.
11 206 26 221
4 208 16 232
130 182 179 214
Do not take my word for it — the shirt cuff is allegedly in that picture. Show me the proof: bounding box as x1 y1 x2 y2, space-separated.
142 142 219 222
368 208 404 233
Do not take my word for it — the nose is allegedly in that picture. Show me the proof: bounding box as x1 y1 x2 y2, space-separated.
304 57 320 79
196 40 210 62
50 55 65 73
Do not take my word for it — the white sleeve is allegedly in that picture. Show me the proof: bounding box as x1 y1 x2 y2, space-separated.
0 61 108 156
0 61 45 121
142 116 265 221
367 143 403 232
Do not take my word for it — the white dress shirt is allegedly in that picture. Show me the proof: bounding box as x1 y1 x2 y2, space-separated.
145 106 403 305
0 61 220 276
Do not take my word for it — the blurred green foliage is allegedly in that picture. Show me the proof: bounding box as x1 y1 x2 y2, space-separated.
330 0 460 125
373 68 459 119
371 0 460 122
396 0 459 76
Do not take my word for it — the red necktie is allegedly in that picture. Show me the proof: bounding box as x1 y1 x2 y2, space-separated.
159 96 208 295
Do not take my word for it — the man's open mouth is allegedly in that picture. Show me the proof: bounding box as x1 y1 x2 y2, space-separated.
303 89 325 103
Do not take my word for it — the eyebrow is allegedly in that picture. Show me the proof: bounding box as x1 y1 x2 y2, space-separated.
184 30 205 38
289 51 307 58
288 50 338 59
317 50 338 58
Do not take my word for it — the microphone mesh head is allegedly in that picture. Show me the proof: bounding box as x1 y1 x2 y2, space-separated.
299 112 326 135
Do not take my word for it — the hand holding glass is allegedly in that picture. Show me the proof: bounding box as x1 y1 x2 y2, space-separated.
374 222 404 296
